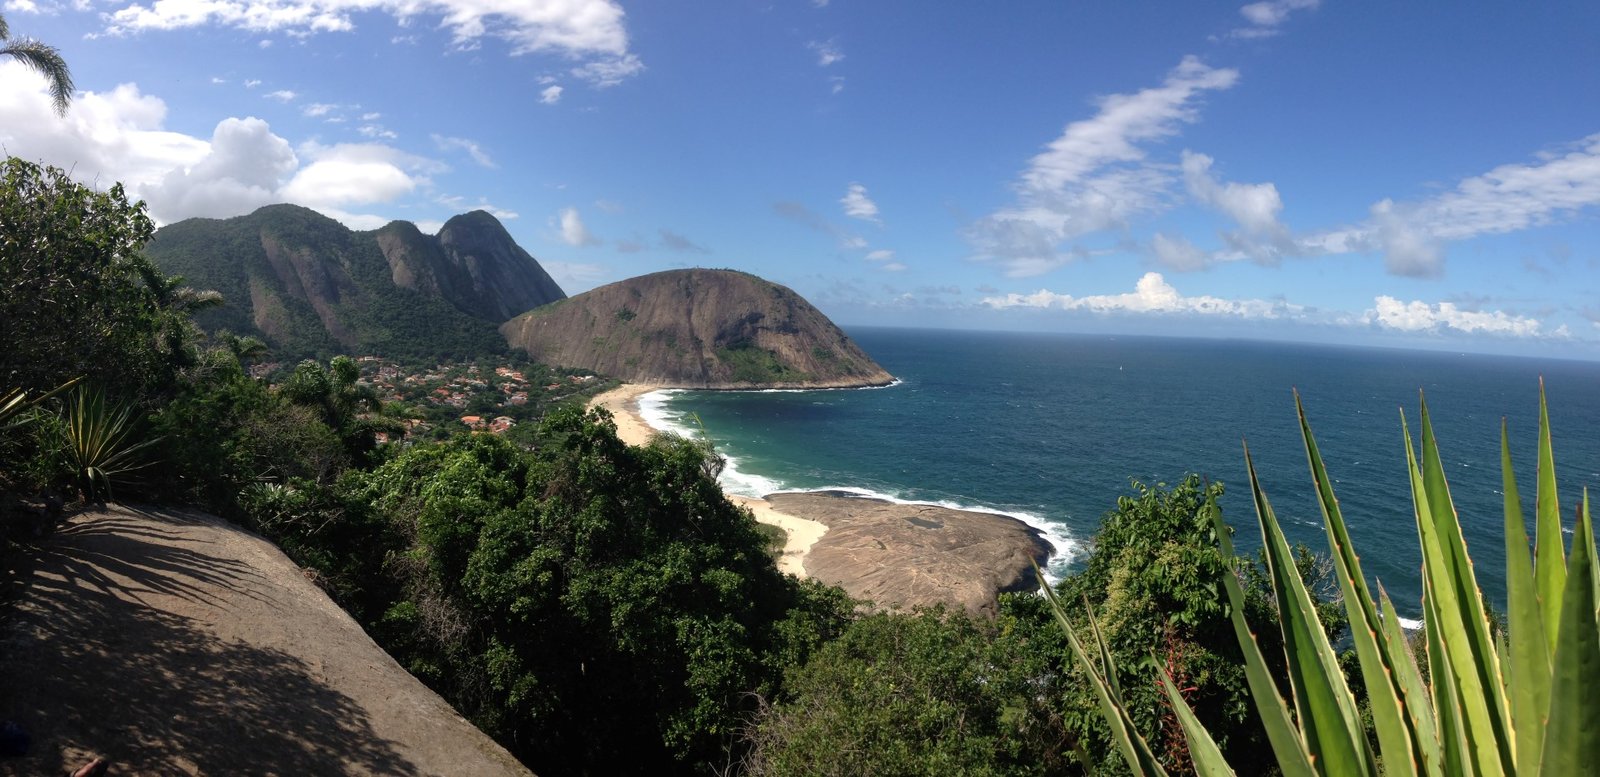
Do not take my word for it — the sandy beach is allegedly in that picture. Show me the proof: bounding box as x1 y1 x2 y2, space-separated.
588 383 828 578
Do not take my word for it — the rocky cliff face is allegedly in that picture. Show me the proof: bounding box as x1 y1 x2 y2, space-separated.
146 205 565 360
371 212 566 323
500 269 894 389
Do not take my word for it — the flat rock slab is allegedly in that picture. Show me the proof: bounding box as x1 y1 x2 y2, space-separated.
0 505 532 777
764 492 1051 618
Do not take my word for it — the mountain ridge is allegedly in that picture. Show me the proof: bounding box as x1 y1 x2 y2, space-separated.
145 205 565 362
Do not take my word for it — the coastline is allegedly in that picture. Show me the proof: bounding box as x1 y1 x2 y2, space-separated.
588 383 828 579
588 383 1058 613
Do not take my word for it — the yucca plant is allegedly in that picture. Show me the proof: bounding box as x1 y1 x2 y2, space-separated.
1047 383 1596 776
59 386 161 503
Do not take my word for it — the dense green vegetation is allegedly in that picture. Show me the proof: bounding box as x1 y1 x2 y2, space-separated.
18 155 1585 777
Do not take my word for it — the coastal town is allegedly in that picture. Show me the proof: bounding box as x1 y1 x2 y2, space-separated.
254 357 609 443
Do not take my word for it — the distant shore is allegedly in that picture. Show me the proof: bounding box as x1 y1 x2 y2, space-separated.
587 383 1052 613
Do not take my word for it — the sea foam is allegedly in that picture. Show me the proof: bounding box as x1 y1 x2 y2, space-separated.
634 388 1078 582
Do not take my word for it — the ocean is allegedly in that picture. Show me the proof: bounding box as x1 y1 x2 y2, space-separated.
639 327 1600 621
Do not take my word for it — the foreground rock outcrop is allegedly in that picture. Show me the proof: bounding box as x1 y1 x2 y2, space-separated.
500 269 894 389
0 505 532 776
764 491 1052 618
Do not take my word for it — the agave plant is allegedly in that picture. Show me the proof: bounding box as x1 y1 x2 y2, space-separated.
1047 383 1596 776
0 376 80 430
59 386 161 503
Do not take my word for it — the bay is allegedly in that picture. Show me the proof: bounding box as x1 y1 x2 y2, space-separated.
642 327 1600 619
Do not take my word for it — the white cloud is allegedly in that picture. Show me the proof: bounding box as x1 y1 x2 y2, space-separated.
829 75 845 94
1299 137 1600 277
982 271 1300 319
264 89 296 102
360 111 381 120
809 39 844 67
6 0 41 12
556 207 600 246
245 79 261 88
540 84 563 104
210 76 226 84
0 62 431 229
881 262 907 272
1364 296 1545 337
141 116 296 222
840 182 879 222
302 102 337 117
280 142 421 207
865 249 895 262
1229 0 1319 39
102 0 641 84
1150 232 1210 271
431 134 495 168
569 53 643 87
969 56 1239 276
1181 151 1284 236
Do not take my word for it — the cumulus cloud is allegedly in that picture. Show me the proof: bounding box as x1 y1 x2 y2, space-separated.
1364 296 1546 337
556 207 600 246
969 56 1239 277
840 182 879 222
101 0 641 85
1228 0 1319 39
431 134 495 168
864 249 894 262
264 89 296 102
280 142 423 207
141 117 296 222
540 84 563 104
982 271 1301 319
0 62 434 228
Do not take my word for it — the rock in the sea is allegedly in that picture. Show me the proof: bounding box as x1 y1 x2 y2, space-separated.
765 492 1051 618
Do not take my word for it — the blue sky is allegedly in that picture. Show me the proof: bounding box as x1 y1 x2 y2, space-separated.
3 1 1599 358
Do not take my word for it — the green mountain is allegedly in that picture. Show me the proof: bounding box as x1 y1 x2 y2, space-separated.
146 205 566 362
500 269 894 388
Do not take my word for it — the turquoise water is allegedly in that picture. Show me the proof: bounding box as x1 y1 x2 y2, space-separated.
641 328 1600 618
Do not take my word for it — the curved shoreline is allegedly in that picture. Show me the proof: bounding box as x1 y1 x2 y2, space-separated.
586 382 1053 614
588 384 829 579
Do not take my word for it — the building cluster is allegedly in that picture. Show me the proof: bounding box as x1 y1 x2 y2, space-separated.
352 357 598 438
